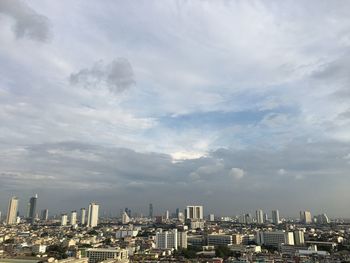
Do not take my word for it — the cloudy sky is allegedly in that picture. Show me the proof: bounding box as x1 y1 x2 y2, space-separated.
1 0 350 218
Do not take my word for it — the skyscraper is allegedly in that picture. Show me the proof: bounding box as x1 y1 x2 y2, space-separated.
149 203 153 218
61 214 68 226
185 205 203 220
41 209 49 221
87 202 99 228
256 209 264 224
71 211 77 225
80 208 86 225
6 196 19 225
28 194 38 224
300 211 312 224
272 210 280 225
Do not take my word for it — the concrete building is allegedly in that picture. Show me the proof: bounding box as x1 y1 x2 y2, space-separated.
256 231 294 248
86 248 128 263
149 203 153 218
294 230 305 245
185 205 203 220
317 214 330 224
300 211 312 224
256 209 264 224
28 194 38 224
121 211 130 224
32 244 47 254
71 211 77 225
272 210 280 225
6 196 19 225
209 214 215 221
87 202 99 228
61 214 68 226
41 209 48 221
80 208 86 225
155 229 187 250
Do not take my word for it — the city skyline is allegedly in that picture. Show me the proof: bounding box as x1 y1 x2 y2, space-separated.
1 1 350 216
0 194 339 220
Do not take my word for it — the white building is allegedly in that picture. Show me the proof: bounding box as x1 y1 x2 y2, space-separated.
256 231 294 248
87 203 99 228
80 208 86 225
71 211 77 225
256 209 264 224
32 244 47 254
317 214 329 224
300 211 312 224
121 211 130 224
272 210 280 225
6 197 19 225
209 214 215 221
155 229 188 250
294 230 305 245
86 248 128 263
185 205 203 220
61 214 68 226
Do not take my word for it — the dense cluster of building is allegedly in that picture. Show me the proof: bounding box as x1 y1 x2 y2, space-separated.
1 195 350 263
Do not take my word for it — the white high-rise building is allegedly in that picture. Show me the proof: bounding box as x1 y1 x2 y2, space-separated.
155 229 187 249
61 214 68 226
71 211 77 225
300 211 312 224
122 211 130 224
256 209 264 224
80 208 86 225
209 214 215 221
165 210 169 220
272 210 280 224
6 197 19 225
317 214 330 224
294 230 305 245
87 202 99 228
185 205 203 220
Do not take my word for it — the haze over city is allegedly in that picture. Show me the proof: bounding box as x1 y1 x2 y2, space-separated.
1 0 350 217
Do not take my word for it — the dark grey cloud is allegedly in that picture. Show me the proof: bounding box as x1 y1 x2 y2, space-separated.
0 0 51 41
1 139 350 217
70 58 135 94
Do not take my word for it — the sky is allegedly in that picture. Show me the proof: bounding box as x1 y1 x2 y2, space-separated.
1 0 350 218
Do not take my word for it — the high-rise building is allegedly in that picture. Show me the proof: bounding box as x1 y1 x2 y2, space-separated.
156 229 187 249
61 214 68 226
165 210 169 220
80 208 86 225
149 203 153 218
256 209 264 224
317 214 330 224
300 211 312 224
294 230 305 245
6 196 19 225
41 209 48 221
209 214 215 221
185 205 203 220
71 211 77 225
122 211 130 224
272 210 280 225
87 202 99 228
28 194 38 224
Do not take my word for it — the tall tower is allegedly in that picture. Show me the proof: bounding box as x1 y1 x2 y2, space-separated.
61 214 68 226
185 205 203 220
87 202 99 228
6 197 19 225
149 203 153 218
28 194 38 224
272 210 280 224
71 211 77 225
80 208 86 225
41 209 49 221
256 209 264 224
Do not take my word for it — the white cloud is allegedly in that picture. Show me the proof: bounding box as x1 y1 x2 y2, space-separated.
228 167 245 180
